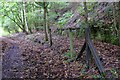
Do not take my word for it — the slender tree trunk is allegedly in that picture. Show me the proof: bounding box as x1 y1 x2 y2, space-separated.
49 29 52 46
22 4 25 32
83 2 89 26
113 3 118 37
21 2 28 34
117 2 120 46
113 2 120 46
44 2 48 41
69 29 74 58
23 2 29 33
33 2 38 32
47 8 52 46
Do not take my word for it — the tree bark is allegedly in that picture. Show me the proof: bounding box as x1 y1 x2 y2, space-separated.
113 2 120 46
118 2 120 46
23 2 29 33
113 3 119 37
49 29 52 46
44 2 48 41
20 2 28 34
69 29 74 58
83 2 89 26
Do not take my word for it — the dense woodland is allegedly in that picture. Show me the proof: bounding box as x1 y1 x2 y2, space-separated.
0 2 120 78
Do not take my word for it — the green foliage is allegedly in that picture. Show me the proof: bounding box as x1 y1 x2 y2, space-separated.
110 69 118 78
111 36 119 45
64 51 71 58
0 2 119 46
91 72 106 78
35 2 49 8
58 11 72 27
0 2 22 34
64 51 76 60
92 74 102 78
48 11 58 22
56 2 69 9
92 69 118 78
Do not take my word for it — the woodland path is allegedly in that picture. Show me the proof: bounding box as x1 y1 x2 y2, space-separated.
2 42 24 78
1 35 84 78
1 33 120 78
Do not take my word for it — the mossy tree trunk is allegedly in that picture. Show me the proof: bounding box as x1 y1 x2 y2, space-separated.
68 29 75 58
83 2 88 26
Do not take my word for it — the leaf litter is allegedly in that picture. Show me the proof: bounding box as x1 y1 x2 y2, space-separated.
1 32 119 78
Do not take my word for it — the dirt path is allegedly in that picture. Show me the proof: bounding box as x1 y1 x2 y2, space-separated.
2 43 24 78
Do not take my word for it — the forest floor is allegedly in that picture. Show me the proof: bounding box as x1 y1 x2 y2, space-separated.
0 32 120 78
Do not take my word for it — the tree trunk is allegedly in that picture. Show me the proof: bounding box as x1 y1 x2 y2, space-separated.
83 2 89 26
69 29 74 58
22 4 25 32
118 2 120 46
113 2 120 46
113 3 118 37
23 2 29 33
49 29 52 46
44 2 48 41
21 2 28 34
